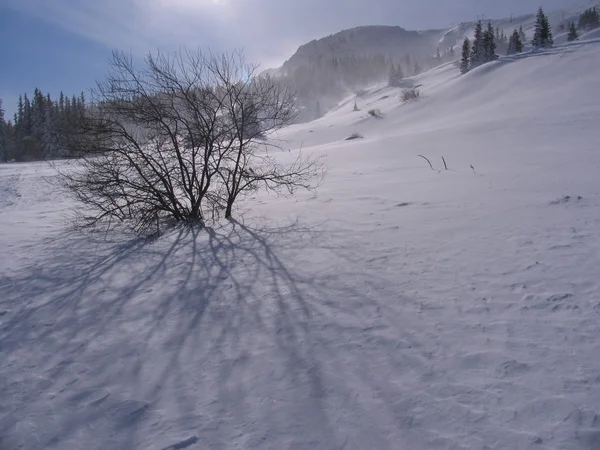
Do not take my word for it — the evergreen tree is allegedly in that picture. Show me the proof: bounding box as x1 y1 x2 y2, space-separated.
470 21 485 68
23 94 33 137
532 7 553 49
507 33 516 55
79 91 86 110
507 29 524 55
71 94 78 120
515 32 524 53
568 22 579 41
519 25 527 45
460 38 471 74
17 96 24 126
483 21 498 62
32 88 47 143
65 96 71 118
43 103 58 158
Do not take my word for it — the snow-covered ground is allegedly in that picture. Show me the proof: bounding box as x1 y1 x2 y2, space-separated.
2 39 600 450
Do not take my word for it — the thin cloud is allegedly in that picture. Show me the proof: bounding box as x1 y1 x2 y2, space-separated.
4 0 234 55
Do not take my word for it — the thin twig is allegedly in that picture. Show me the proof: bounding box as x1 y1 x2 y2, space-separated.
442 156 448 170
418 155 434 170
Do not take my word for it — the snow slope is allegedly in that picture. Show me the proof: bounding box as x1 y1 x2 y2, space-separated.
439 1 600 49
2 40 600 450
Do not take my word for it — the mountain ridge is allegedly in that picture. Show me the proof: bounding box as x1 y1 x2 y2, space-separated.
263 0 599 122
268 0 599 74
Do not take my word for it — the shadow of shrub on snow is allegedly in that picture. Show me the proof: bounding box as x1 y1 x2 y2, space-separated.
0 218 395 449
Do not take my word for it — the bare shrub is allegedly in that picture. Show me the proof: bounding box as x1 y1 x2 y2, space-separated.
401 88 421 102
368 109 382 118
60 49 325 234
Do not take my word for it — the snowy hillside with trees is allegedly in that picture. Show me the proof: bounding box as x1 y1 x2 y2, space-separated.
264 1 600 122
2 21 600 450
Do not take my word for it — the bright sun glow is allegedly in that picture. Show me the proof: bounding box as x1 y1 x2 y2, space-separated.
154 0 228 11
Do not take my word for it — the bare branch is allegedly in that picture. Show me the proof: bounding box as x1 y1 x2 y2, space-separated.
59 48 323 233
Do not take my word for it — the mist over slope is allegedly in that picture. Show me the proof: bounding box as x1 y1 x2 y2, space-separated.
282 26 445 69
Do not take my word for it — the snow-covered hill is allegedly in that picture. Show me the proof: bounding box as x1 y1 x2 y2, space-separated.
2 38 600 450
276 0 600 71
268 1 600 122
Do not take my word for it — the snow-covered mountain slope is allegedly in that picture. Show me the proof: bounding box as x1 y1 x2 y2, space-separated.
2 39 600 450
276 0 600 73
269 1 600 123
280 25 445 72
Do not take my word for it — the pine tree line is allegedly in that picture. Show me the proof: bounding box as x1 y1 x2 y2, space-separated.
565 7 599 42
460 21 499 74
0 89 86 161
460 9 554 74
578 7 600 30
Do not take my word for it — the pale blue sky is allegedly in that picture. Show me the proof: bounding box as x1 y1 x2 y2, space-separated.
0 0 585 117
